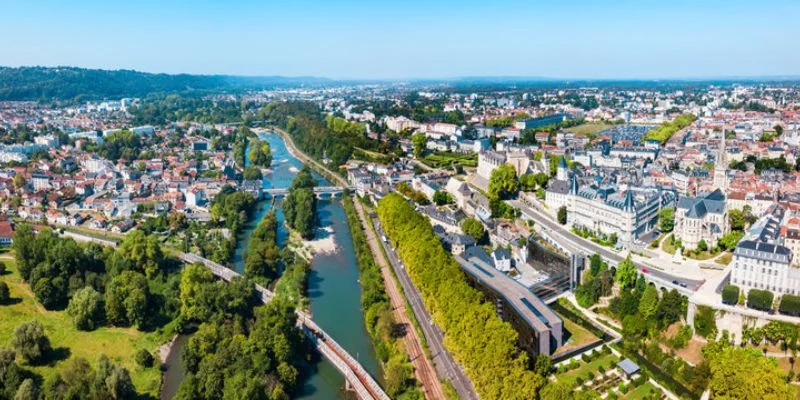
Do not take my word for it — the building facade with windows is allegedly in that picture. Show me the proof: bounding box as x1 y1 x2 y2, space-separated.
730 205 797 295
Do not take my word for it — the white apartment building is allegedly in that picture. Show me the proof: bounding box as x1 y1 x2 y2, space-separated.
730 205 797 295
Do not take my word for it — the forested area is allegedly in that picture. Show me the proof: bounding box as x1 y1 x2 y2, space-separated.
0 226 180 398
207 186 257 263
342 195 420 399
0 67 325 102
175 264 309 399
244 211 281 283
377 193 543 399
282 167 317 239
260 101 393 167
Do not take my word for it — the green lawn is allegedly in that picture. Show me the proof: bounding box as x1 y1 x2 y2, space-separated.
661 236 678 255
621 381 660 399
555 311 602 354
555 353 619 387
564 122 614 138
0 256 169 396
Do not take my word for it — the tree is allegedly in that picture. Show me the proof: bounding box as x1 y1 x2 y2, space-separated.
117 230 164 278
12 321 51 364
729 209 746 231
615 255 637 289
242 166 262 180
658 206 674 232
488 164 518 200
105 271 150 328
14 379 37 400
66 286 104 331
708 346 796 399
248 140 272 168
696 239 708 252
533 354 552 377
0 281 9 304
135 349 154 368
411 133 426 158
694 305 717 339
638 284 659 320
432 190 452 206
461 218 485 242
519 173 537 192
719 230 744 251
557 206 567 225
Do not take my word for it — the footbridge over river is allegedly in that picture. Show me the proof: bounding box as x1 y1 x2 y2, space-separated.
178 252 389 400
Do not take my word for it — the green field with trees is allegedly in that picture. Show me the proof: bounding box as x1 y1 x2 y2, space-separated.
643 114 696 144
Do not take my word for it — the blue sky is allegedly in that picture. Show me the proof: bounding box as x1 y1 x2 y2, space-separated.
2 0 798 79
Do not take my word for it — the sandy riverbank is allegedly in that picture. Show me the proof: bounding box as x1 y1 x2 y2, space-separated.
303 226 337 255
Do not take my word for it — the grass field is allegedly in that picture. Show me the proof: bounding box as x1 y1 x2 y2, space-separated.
564 122 614 138
620 381 660 399
0 255 169 397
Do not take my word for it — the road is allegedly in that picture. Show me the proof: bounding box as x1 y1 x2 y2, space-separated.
353 200 446 400
508 199 704 293
372 217 478 400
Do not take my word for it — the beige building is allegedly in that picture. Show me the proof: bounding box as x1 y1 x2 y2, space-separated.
674 189 728 250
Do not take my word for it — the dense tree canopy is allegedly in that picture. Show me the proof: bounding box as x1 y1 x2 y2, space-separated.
378 193 544 399
488 164 519 200
283 166 317 239
12 321 51 365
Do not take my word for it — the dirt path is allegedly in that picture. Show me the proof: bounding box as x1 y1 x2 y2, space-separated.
353 200 446 400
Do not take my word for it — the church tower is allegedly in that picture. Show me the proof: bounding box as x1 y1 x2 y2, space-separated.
714 133 728 192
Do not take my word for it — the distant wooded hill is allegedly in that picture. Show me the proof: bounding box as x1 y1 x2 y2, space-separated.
0 66 331 101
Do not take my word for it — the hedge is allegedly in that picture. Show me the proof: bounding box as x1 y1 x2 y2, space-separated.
779 294 800 316
722 284 740 305
747 289 774 311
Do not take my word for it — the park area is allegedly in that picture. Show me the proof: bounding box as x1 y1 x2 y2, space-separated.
423 151 478 168
552 346 667 400
0 254 168 396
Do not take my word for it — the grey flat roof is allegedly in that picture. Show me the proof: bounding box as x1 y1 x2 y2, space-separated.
618 358 640 375
455 253 562 335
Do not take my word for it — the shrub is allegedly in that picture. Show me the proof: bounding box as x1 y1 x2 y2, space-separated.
619 383 630 393
587 371 596 381
722 284 740 305
135 348 155 368
576 377 584 386
0 281 9 304
779 294 800 316
598 365 606 374
0 261 6 275
747 289 774 311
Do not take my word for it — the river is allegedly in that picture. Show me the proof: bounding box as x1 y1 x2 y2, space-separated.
160 132 381 399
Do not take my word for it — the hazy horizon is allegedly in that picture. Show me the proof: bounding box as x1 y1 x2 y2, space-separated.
3 0 799 80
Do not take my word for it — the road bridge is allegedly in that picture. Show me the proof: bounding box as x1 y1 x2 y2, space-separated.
261 186 348 198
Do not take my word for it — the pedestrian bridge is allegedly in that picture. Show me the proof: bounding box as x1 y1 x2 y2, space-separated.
177 252 389 400
261 186 348 198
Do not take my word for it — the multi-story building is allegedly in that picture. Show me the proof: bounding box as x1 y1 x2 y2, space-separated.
674 189 728 250
559 175 672 245
730 205 797 295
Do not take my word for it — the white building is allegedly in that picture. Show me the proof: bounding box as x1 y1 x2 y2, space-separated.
730 205 797 295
